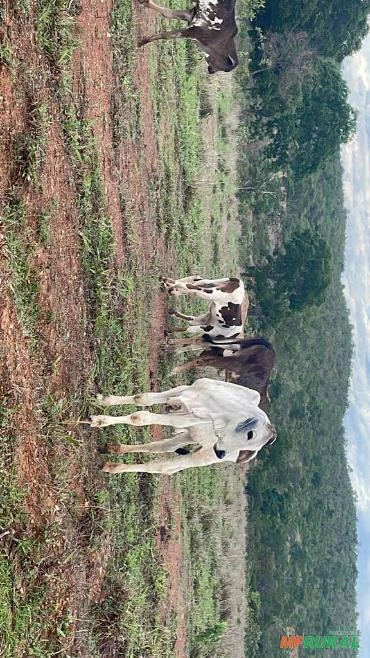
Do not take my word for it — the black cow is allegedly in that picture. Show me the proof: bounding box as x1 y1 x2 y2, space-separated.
138 0 238 74
170 336 276 410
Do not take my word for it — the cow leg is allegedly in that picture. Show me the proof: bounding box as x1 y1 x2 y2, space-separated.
167 337 205 347
165 282 224 301
102 448 217 475
170 358 201 375
174 343 209 354
165 325 188 333
162 275 205 285
96 385 189 407
102 433 194 455
87 410 206 429
188 278 230 286
139 0 192 21
138 27 190 46
168 309 211 323
168 310 196 321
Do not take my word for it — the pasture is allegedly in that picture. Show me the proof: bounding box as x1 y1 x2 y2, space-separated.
0 0 256 655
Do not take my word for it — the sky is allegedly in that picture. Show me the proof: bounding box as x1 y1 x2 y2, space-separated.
341 33 370 658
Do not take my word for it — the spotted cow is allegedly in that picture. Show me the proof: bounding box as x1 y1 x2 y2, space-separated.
162 275 249 345
138 0 238 74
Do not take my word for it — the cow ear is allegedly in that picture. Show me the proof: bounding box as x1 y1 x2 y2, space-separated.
235 417 258 433
236 450 257 464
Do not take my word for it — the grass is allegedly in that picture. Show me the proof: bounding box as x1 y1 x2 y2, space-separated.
12 99 49 187
0 0 255 653
2 200 40 344
36 198 59 245
61 103 114 308
36 0 77 72
0 402 60 658
0 44 14 67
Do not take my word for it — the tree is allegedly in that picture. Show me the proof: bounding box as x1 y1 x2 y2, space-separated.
246 228 333 324
256 30 315 106
262 58 357 177
291 58 357 177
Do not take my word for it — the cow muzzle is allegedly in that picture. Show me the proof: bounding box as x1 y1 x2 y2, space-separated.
213 445 226 460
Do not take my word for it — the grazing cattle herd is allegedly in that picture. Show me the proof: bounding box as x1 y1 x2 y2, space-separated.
83 6 278 474
86 272 277 473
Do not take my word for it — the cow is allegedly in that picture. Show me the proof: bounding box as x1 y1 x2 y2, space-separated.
138 0 239 74
162 275 249 346
84 378 277 474
170 336 275 411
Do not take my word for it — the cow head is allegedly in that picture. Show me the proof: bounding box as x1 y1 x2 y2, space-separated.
234 419 277 464
213 414 277 463
235 417 277 450
205 40 238 74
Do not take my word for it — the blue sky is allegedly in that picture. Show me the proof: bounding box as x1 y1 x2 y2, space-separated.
341 33 370 658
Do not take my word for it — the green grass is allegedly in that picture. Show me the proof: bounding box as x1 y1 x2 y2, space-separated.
0 0 252 653
36 198 59 245
2 201 40 344
0 44 14 67
36 0 77 71
0 401 59 658
13 100 49 186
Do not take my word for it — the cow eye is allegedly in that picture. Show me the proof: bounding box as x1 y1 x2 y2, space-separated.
247 431 253 440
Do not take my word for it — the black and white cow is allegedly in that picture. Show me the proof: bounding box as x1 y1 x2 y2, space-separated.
138 0 238 74
162 275 249 344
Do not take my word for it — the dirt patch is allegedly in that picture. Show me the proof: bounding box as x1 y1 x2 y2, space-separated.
156 478 188 658
36 114 93 396
73 0 124 266
0 0 188 653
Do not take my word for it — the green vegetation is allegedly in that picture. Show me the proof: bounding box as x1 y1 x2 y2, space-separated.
0 0 257 655
0 44 14 66
13 99 49 186
245 227 333 325
1 0 363 654
36 0 77 71
2 200 40 344
234 0 361 654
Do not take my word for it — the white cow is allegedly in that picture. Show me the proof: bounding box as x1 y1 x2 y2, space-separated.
85 378 277 474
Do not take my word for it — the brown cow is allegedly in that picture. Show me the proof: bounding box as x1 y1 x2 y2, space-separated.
170 336 275 410
138 0 239 74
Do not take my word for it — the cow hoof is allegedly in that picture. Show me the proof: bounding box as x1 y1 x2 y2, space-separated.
99 443 121 454
167 308 176 316
89 415 108 428
138 0 148 5
80 416 92 425
101 461 118 473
